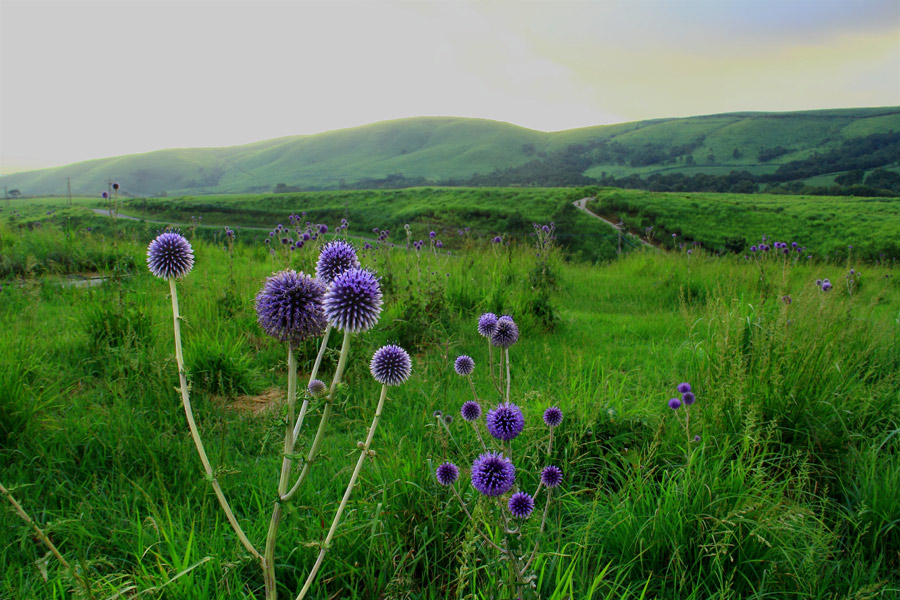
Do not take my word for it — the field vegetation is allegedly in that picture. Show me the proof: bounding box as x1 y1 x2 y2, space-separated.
1 189 899 599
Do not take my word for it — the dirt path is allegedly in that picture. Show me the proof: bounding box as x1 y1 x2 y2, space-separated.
572 197 657 249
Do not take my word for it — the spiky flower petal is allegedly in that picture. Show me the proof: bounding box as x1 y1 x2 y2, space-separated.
540 465 563 488
460 400 482 422
435 462 459 486
543 406 563 428
471 452 515 497
486 402 525 441
477 313 498 338
508 491 534 518
323 268 383 332
255 270 327 344
454 355 475 376
370 344 412 386
147 232 194 279
316 240 360 285
491 316 519 348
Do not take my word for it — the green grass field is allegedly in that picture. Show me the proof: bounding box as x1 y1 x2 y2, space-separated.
1 191 898 599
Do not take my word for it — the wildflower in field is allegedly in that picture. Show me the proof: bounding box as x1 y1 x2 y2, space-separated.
444 415 454 425
308 379 326 397
543 406 563 428
491 236 502 244
677 382 691 394
435 462 459 486
782 295 792 304
491 316 519 348
316 240 360 285
508 492 534 518
454 355 475 376
668 397 682 410
102 191 108 199
369 345 412 386
147 231 194 279
318 224 328 234
433 410 443 418
486 402 525 441
693 435 701 443
540 465 563 488
460 400 482 422
477 312 499 337
323 268 383 332
471 452 515 496
255 270 327 344
682 391 696 406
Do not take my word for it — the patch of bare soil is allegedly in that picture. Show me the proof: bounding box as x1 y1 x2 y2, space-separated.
225 387 283 415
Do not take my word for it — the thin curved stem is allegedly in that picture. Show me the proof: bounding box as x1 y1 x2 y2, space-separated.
505 348 511 403
292 325 332 445
281 329 352 502
521 488 552 575
295 384 388 600
169 278 263 562
448 485 504 553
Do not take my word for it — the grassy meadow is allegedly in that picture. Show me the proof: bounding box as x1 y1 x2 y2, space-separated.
1 190 899 599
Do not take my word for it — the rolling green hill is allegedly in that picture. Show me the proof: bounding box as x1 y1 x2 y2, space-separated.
3 107 899 197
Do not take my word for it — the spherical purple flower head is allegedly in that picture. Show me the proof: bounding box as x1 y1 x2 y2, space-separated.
319 224 328 234
491 316 519 349
112 182 119 191
147 232 195 279
323 268 383 332
821 281 832 292
693 435 701 443
816 279 823 287
750 245 757 252
540 465 563 488
102 191 108 199
543 406 563 428
470 452 515 496
316 240 360 286
676 382 691 394
370 345 412 386
308 379 326 397
668 397 681 410
508 491 534 519
255 270 327 344
682 391 696 406
460 400 482 422
454 355 475 376
477 312 499 338
486 402 525 441
435 462 459 486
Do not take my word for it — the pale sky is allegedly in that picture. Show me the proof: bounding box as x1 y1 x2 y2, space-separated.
1 0 898 174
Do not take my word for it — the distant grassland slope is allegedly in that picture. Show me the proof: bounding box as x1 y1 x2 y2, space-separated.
3 107 899 196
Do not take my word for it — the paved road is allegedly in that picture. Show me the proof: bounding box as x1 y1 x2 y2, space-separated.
571 197 656 249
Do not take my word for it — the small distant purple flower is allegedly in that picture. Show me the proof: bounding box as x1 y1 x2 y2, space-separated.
460 400 482 422
102 191 108 199
454 355 475 376
316 240 360 285
682 392 696 406
676 382 691 394
750 245 757 252
477 313 498 337
508 491 534 518
782 295 792 304
541 225 550 233
147 232 194 279
540 465 563 488
491 236 502 244
471 452 515 496
486 402 525 441
491 316 519 348
323 268 383 332
435 462 459 486
429 231 436 239
319 224 328 234
816 279 823 287
435 240 443 248
308 379 326 397
112 182 119 191
255 270 327 344
370 344 412 386
693 435 701 443
543 406 563 428
668 397 681 410
821 281 832 292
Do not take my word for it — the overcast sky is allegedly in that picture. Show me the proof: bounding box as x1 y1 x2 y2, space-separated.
1 0 898 174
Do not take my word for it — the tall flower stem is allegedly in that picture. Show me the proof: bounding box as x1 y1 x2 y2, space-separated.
263 342 300 600
168 278 263 563
521 488 552 576
282 329 352 502
505 348 511 402
0 482 94 598
295 384 388 600
292 325 332 444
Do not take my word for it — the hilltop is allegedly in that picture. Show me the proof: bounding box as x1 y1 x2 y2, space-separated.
2 107 899 196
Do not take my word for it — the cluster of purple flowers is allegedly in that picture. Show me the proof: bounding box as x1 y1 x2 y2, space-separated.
477 312 519 349
667 382 696 411
749 236 809 259
816 278 832 292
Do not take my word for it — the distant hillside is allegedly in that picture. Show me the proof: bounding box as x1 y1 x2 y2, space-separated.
3 107 899 197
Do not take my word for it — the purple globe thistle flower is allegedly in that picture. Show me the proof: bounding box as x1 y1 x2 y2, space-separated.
470 452 515 496
255 270 327 344
319 224 328 234
508 491 534 518
308 379 327 397
491 236 502 244
112 182 119 191
486 402 525 441
147 232 195 279
323 268 383 332
454 355 475 376
444 414 454 425
435 462 459 486
460 400 482 422
677 382 691 394
821 281 832 292
693 435 701 443
782 295 792 305
429 231 436 239
540 465 563 488
102 191 109 199
435 240 443 248
433 410 443 418
491 316 519 348
316 240 360 285
682 392 696 406
668 397 681 410
370 345 412 386
477 312 499 337
816 279 823 287
750 245 757 252
543 406 563 428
